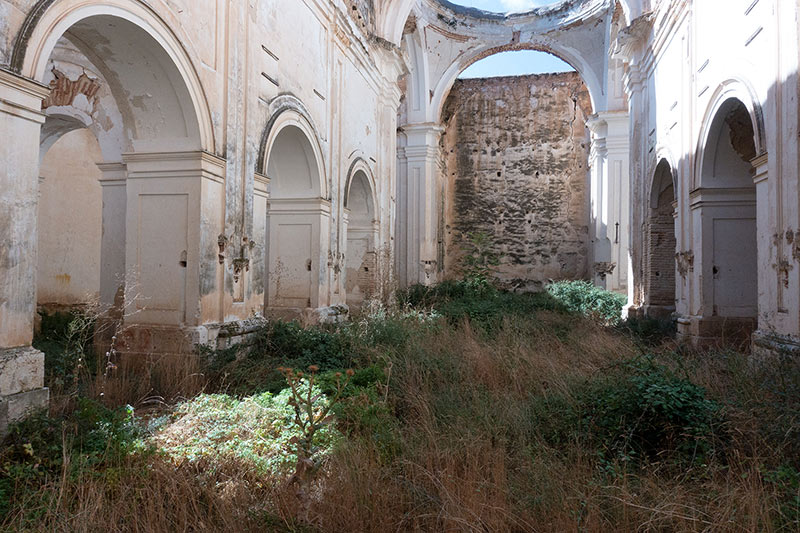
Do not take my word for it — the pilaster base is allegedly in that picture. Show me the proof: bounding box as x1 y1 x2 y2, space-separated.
752 330 800 359
0 346 49 436
265 305 349 326
676 315 757 349
114 319 270 357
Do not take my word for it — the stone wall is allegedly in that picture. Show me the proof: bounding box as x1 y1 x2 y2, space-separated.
440 72 592 291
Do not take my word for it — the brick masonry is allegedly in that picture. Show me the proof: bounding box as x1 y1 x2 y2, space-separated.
645 185 677 309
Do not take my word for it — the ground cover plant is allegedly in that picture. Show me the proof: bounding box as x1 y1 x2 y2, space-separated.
2 281 798 531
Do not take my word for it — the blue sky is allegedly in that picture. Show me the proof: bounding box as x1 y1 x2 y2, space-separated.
448 0 558 14
450 0 574 79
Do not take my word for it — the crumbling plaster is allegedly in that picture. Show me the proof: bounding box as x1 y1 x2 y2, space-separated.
0 0 405 431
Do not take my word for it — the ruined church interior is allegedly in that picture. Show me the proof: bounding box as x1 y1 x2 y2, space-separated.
1 0 799 528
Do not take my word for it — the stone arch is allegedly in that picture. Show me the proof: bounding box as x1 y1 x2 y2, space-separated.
694 79 765 190
258 97 328 199
343 160 379 311
12 0 214 153
20 2 224 342
693 92 759 338
262 106 330 312
431 42 600 122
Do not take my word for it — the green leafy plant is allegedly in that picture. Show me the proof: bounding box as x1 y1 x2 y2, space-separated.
580 357 723 462
546 280 627 324
460 231 501 287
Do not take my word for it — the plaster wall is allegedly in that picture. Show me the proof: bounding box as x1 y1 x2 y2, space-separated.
37 128 103 308
625 0 800 348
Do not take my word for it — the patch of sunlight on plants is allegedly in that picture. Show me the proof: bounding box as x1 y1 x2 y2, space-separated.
546 280 627 325
155 383 341 476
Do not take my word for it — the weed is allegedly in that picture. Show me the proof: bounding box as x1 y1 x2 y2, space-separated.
546 279 627 324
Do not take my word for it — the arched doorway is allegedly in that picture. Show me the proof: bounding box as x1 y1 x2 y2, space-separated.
694 98 758 339
263 116 329 313
344 168 378 311
644 158 677 317
17 4 218 354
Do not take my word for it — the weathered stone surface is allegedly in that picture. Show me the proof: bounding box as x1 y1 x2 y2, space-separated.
440 72 592 290
0 346 44 397
2 387 49 431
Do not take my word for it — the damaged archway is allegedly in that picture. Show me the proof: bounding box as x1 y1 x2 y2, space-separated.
343 163 379 311
688 95 760 342
643 158 677 318
438 49 594 290
13 1 221 356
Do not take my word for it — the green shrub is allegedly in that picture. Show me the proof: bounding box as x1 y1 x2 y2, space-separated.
0 399 145 522
546 280 626 324
460 231 501 285
579 357 722 462
158 385 341 477
206 320 358 394
397 279 561 332
33 311 97 392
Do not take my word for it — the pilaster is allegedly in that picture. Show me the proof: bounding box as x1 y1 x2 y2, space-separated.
397 123 443 286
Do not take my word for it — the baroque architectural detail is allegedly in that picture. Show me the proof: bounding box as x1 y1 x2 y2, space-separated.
2 0 800 429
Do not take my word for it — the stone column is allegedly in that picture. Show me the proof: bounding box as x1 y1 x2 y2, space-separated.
588 112 630 293
0 69 50 434
397 123 443 286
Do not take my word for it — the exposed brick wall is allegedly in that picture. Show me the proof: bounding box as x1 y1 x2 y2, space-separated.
645 185 676 308
440 72 592 291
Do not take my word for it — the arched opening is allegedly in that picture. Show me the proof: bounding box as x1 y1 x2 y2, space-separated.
439 49 592 290
264 121 329 312
28 10 210 346
37 128 103 313
644 158 676 317
344 169 377 311
696 98 758 337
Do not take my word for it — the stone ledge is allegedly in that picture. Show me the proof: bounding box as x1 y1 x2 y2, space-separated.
0 387 50 437
0 346 45 396
752 330 800 359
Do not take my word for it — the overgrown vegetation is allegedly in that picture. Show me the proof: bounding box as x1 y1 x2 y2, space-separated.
2 283 798 531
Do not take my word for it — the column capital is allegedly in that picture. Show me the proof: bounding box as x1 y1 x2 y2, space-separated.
0 68 49 124
97 162 127 186
122 150 226 183
752 152 769 184
401 122 444 144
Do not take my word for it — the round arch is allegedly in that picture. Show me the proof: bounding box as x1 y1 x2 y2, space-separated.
344 157 378 214
649 148 678 209
431 43 601 121
261 105 328 200
12 0 215 152
694 79 765 190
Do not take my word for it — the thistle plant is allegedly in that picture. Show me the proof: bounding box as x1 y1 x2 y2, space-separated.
277 365 353 487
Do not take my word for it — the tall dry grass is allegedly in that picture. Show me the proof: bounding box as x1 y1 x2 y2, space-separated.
5 308 797 532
